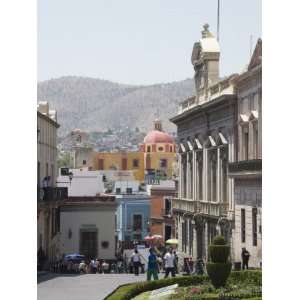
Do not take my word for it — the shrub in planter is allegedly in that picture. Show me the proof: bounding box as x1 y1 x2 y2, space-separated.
206 235 232 288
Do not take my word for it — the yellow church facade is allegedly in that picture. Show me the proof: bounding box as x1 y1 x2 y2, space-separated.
74 120 177 183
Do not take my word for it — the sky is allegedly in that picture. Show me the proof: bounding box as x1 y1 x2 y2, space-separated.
38 0 261 85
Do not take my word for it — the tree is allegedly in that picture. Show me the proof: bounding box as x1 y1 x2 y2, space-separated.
57 151 73 168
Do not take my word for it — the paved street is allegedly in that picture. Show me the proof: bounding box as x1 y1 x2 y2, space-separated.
38 273 165 300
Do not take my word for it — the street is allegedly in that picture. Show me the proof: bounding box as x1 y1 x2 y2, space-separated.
37 273 164 300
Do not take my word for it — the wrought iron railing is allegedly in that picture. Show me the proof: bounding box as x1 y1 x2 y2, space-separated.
228 159 262 173
172 198 228 217
195 201 229 217
37 186 68 202
172 198 195 213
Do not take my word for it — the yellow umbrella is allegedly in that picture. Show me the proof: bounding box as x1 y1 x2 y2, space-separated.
165 239 179 245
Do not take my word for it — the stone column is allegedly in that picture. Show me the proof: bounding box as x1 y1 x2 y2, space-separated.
190 152 194 200
203 148 208 202
193 150 197 201
186 153 190 199
217 147 221 203
238 125 243 161
179 154 182 198
204 221 208 261
249 121 254 160
228 132 235 212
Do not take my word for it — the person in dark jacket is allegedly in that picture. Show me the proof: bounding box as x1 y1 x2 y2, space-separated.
241 247 251 269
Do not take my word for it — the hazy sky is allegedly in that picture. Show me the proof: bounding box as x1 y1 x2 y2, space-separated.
38 0 261 84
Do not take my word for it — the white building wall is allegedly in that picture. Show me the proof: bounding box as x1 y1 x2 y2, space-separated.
57 169 105 196
114 181 140 193
60 210 116 259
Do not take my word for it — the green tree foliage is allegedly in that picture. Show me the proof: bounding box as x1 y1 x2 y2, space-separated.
57 151 72 168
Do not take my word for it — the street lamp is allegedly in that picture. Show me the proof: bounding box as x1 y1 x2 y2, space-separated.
68 172 73 185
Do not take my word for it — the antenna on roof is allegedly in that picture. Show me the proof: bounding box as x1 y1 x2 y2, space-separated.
217 0 220 41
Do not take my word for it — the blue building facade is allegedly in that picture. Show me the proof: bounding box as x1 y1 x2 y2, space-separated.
115 193 150 242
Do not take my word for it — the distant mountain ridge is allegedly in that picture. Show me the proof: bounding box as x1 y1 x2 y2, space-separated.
37 76 195 136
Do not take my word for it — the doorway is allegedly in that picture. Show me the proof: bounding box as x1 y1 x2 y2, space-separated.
80 230 98 259
165 224 172 241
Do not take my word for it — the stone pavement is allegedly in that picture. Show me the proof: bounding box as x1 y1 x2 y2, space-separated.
37 273 165 300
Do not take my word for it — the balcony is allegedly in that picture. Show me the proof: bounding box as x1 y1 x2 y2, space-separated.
228 159 262 177
37 187 68 203
178 96 197 114
172 198 196 213
196 201 228 217
172 198 228 217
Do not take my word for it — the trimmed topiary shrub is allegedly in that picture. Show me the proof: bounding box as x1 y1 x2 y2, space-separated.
212 235 227 245
206 235 232 288
209 245 230 263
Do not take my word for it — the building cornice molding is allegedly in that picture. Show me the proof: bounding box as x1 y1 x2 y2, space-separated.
37 111 60 128
170 94 236 124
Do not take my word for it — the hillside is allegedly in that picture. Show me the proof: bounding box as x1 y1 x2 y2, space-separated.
37 76 195 136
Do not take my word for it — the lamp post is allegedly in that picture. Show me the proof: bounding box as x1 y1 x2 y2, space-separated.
68 172 73 185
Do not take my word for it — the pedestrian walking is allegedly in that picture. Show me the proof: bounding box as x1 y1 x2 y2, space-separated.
164 248 176 278
90 259 97 273
242 247 251 270
147 248 159 281
131 249 142 276
96 259 101 273
79 260 86 274
101 260 109 273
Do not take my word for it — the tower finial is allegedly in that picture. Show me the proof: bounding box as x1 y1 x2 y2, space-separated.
154 119 162 131
202 23 214 38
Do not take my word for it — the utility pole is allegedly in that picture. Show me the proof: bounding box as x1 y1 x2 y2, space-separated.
217 0 220 41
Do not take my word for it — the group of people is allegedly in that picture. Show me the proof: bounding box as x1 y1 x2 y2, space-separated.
41 246 252 276
130 247 178 281
140 246 252 281
50 259 112 274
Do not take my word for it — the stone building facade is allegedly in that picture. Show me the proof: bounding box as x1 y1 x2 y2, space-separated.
229 39 262 267
170 24 237 262
171 25 262 268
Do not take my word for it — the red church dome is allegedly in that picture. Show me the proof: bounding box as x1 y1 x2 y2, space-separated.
144 130 174 144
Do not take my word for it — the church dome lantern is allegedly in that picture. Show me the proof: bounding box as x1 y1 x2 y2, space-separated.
143 119 174 144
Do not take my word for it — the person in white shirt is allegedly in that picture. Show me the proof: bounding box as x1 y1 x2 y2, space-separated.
164 248 176 278
101 260 109 273
131 249 141 276
79 261 86 274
